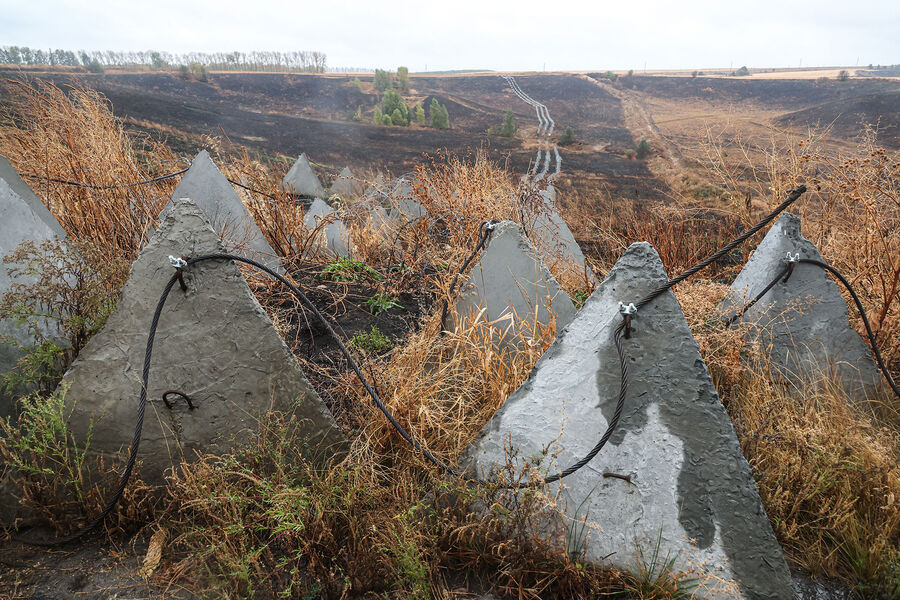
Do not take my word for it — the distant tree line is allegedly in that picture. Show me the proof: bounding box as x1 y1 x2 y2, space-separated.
0 46 328 73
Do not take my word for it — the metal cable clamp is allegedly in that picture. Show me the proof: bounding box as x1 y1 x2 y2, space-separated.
169 255 189 291
619 302 637 339
784 251 801 283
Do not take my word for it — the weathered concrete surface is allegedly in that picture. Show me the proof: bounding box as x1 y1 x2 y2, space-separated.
452 221 576 343
303 198 355 258
330 166 362 199
390 177 426 220
464 243 792 600
528 186 597 285
0 179 66 420
60 198 346 484
283 153 325 198
0 155 68 238
166 150 283 275
724 213 881 397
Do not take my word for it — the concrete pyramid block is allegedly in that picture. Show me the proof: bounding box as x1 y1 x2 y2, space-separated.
329 166 362 199
452 221 576 344
1 178 68 419
0 155 68 238
166 150 283 275
723 213 881 396
303 198 355 258
283 153 325 198
390 177 426 221
528 186 597 285
464 242 792 600
60 198 346 484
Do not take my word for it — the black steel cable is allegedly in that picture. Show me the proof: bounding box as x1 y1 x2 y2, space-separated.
17 185 811 545
636 186 807 312
21 168 188 190
723 263 793 327
798 259 900 399
16 275 179 547
438 220 496 332
227 178 277 200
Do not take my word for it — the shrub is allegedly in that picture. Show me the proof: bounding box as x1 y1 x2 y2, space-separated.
559 126 576 146
500 109 516 137
635 138 651 159
381 113 393 126
838 69 850 81
733 65 750 76
397 66 409 92
351 325 393 353
365 292 401 315
1 239 127 395
429 98 449 129
374 68 392 91
373 105 383 125
416 104 425 126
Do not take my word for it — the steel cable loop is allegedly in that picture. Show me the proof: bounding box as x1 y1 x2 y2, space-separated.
21 168 189 190
797 259 900 399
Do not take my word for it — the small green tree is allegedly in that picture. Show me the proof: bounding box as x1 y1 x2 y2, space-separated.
150 52 167 69
416 104 425 125
559 126 576 145
837 69 850 81
373 106 383 125
430 98 449 129
397 66 409 92
390 108 405 126
500 109 516 137
381 90 409 125
733 65 750 76
374 69 392 91
635 139 650 159
351 76 363 90
381 114 393 126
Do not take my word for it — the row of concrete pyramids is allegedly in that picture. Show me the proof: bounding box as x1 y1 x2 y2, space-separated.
0 152 885 599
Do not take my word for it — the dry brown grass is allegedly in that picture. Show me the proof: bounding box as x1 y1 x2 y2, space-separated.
0 79 179 262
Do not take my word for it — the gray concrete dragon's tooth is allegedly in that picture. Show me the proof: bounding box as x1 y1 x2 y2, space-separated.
390 177 426 220
165 150 283 275
452 221 575 345
283 153 325 198
528 186 597 285
0 154 68 238
723 213 882 397
303 198 355 258
1 178 67 421
60 198 346 485
464 242 792 600
330 166 362 199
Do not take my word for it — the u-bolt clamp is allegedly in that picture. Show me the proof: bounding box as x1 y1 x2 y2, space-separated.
619 302 637 339
784 251 801 283
168 255 189 291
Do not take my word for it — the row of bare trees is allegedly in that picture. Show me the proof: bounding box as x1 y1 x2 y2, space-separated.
0 46 328 73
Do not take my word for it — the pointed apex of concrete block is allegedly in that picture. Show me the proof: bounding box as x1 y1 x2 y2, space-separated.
452 220 576 344
529 186 597 284
303 198 355 258
167 150 283 274
283 153 325 197
60 197 345 484
465 240 792 600
330 167 361 199
726 212 881 396
0 154 67 238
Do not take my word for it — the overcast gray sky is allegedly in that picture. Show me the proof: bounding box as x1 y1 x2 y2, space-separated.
2 0 897 72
